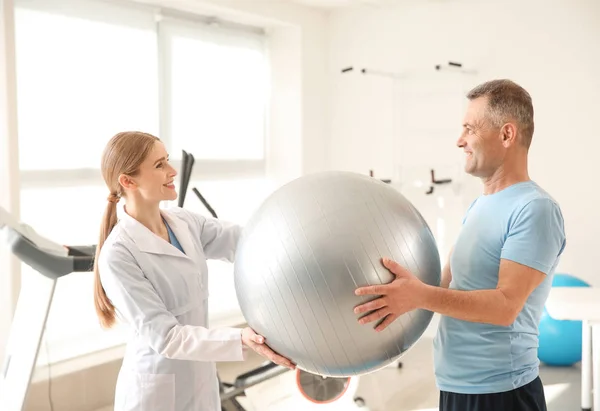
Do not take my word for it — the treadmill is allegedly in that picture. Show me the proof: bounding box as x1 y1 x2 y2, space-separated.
0 207 95 411
0 206 288 411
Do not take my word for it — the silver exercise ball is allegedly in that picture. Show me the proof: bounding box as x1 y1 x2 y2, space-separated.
234 171 441 377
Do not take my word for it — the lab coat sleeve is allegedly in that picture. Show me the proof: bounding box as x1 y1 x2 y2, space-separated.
99 243 246 362
197 216 243 262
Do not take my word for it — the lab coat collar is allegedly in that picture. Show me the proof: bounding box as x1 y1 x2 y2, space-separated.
116 204 197 261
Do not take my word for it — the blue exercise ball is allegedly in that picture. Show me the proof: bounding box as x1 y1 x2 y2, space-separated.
538 273 590 366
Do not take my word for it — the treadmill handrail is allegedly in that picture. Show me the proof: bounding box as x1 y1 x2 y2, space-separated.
67 245 96 257
6 229 93 279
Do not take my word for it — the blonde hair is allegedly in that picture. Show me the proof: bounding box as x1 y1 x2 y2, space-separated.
94 131 160 328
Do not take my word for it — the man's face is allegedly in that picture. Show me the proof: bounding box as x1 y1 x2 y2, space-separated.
457 97 505 178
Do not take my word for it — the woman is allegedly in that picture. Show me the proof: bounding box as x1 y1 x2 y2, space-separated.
93 131 294 411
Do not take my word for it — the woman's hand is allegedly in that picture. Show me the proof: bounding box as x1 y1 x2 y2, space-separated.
241 327 296 370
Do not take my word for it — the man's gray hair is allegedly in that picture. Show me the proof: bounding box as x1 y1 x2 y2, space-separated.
467 79 534 148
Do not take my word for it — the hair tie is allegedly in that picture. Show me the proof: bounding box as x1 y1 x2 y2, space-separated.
107 193 121 204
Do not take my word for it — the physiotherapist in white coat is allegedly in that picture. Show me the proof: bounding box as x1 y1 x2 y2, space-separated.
93 131 295 411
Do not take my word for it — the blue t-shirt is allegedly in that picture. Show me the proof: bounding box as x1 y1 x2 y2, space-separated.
164 219 185 254
433 180 566 394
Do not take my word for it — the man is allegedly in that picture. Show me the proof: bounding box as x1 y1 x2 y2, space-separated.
354 79 566 411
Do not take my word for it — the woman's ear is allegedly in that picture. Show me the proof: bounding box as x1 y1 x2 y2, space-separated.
118 174 137 191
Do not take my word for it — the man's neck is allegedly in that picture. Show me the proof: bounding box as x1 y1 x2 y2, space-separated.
482 167 530 195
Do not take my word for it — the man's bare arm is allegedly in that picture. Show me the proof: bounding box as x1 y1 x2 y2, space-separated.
440 246 453 289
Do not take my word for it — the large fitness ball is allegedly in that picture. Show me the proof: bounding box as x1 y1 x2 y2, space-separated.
234 171 441 377
538 273 590 367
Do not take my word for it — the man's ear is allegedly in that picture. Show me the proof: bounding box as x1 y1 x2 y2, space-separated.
501 122 518 147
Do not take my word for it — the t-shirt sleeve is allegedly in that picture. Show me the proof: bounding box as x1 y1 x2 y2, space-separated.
501 198 566 275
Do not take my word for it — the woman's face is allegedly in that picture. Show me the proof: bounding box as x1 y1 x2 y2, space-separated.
124 141 178 203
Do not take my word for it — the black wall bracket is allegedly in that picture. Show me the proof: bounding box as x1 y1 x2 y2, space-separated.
425 169 452 195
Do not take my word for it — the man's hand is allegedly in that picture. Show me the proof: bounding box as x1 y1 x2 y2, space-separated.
355 258 546 328
353 258 426 332
241 327 296 370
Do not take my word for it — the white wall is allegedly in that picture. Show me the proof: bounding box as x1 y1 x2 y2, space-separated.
328 0 600 285
266 24 303 184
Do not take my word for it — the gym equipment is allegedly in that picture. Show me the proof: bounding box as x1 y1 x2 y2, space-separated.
538 273 591 367
297 370 351 403
234 170 441 378
340 60 474 196
177 150 218 218
242 368 369 410
340 60 477 78
0 208 94 411
177 149 195 208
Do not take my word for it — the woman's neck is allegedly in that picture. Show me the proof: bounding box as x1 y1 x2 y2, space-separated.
124 200 167 239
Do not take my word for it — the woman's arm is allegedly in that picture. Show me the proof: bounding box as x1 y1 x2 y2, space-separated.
198 217 243 262
99 243 244 361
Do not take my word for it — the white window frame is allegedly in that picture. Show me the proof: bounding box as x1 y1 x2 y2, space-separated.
9 0 270 367
1 0 21 366
19 159 267 190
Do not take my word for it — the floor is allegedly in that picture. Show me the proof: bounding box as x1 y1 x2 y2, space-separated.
96 335 583 411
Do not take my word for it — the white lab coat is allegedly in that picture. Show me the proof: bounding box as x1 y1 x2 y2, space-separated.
98 205 246 411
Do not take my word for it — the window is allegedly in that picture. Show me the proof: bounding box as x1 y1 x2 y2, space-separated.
14 0 159 365
14 0 159 171
13 0 270 365
165 21 268 161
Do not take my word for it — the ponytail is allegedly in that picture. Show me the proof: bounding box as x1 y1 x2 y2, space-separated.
95 130 159 328
93 195 120 329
